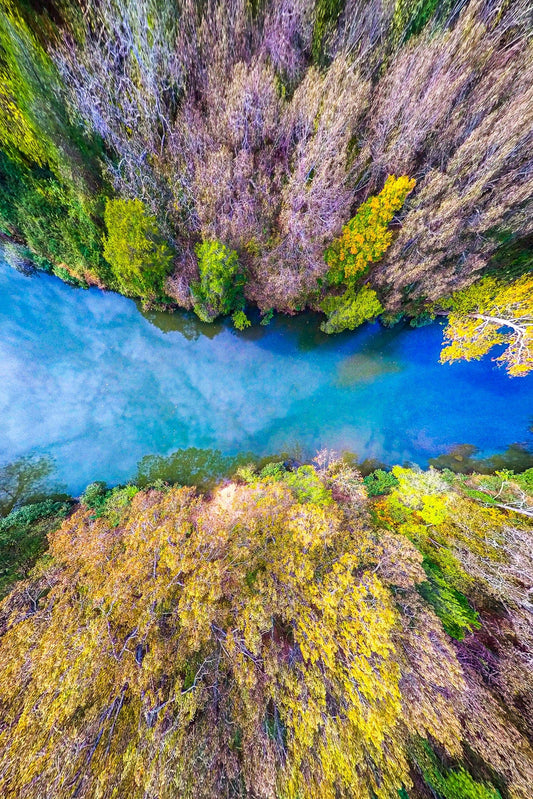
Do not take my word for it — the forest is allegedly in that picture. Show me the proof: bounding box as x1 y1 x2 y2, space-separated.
0 0 532 372
1 454 533 798
1 1 533 796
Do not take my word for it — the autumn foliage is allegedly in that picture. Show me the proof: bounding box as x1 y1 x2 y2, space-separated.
1 460 533 798
440 275 533 376
325 175 416 283
0 0 531 334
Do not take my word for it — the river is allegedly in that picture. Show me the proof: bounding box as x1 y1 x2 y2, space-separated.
1 257 532 495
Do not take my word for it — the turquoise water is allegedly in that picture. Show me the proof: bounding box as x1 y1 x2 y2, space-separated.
1 258 532 495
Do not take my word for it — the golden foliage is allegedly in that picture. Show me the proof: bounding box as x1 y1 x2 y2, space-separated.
325 175 416 282
440 276 533 376
2 464 533 798
0 481 410 798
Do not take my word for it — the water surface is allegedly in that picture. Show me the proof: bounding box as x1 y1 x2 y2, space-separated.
1 259 532 495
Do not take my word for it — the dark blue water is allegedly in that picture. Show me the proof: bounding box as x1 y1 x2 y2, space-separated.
1 258 532 495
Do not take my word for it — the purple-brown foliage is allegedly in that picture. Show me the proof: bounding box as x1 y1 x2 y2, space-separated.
51 0 533 313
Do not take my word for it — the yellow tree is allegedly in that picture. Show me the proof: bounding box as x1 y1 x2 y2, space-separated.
440 275 533 376
324 175 416 284
0 470 448 799
4 464 533 799
320 175 415 333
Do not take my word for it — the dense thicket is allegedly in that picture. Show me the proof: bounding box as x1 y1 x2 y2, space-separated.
1 458 533 797
1 0 532 368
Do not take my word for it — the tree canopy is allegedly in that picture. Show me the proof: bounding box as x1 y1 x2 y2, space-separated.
0 0 531 333
440 276 533 376
103 198 173 299
1 460 533 798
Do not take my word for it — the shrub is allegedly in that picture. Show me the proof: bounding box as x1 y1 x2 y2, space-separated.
103 198 173 299
320 285 383 334
0 500 70 595
363 469 399 497
191 240 246 322
80 481 108 511
232 309 251 330
80 481 139 525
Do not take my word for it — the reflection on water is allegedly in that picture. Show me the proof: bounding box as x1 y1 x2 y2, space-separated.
0 455 67 516
429 444 533 474
135 447 254 490
1 257 533 495
137 302 226 340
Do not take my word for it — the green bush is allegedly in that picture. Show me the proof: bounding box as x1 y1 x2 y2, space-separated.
103 198 173 299
0 152 108 282
80 482 139 525
191 240 246 322
363 469 399 497
0 500 70 596
232 310 251 330
320 285 383 334
515 467 533 494
283 465 333 505
80 481 108 511
259 462 287 479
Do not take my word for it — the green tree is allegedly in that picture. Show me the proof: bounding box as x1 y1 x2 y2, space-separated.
320 285 383 333
231 309 251 330
0 152 108 281
364 469 399 497
191 239 246 322
0 0 103 190
0 500 70 596
103 198 173 299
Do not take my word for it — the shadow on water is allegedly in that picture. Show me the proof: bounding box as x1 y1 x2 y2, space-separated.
135 447 289 491
137 301 350 353
103 291 423 364
0 455 68 517
336 353 402 387
429 443 533 474
135 303 226 340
